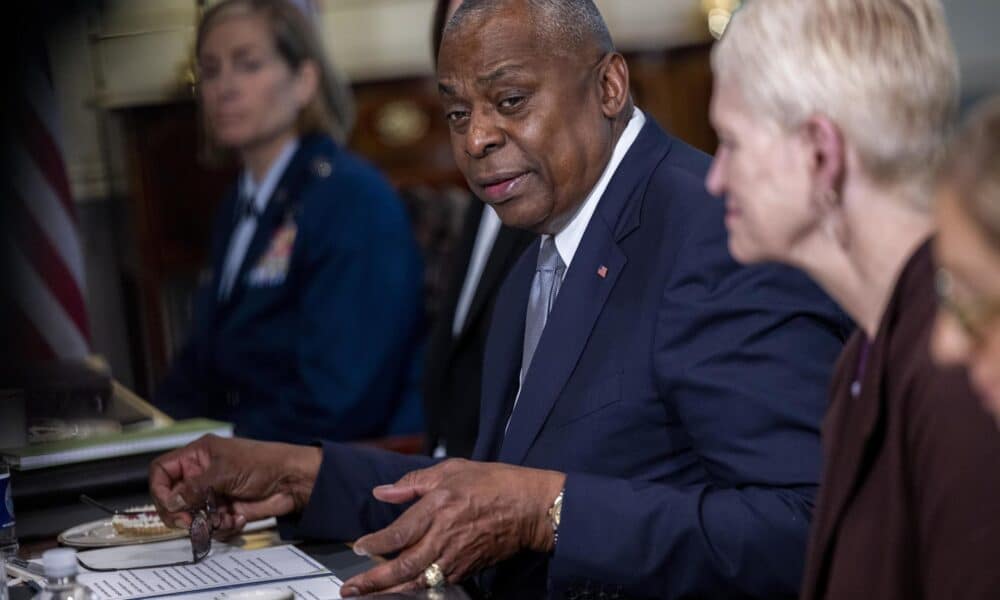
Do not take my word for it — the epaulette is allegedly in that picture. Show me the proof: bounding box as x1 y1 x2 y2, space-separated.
310 156 333 178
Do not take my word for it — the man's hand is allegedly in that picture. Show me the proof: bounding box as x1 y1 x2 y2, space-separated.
148 434 322 537
340 459 565 597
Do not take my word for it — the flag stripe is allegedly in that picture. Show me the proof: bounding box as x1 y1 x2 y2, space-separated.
6 239 90 359
11 48 91 360
10 198 91 341
19 94 77 219
12 144 86 290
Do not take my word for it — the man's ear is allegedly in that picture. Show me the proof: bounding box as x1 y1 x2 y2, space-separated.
803 114 845 197
598 53 630 119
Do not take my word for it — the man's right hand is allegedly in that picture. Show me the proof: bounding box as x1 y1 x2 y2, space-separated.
149 434 322 537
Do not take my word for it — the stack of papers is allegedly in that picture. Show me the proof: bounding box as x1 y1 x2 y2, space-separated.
1 419 233 471
75 545 342 600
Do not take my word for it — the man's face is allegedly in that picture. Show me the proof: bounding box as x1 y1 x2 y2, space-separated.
437 6 616 234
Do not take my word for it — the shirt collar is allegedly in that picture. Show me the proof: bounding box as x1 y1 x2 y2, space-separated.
239 138 300 214
547 108 646 271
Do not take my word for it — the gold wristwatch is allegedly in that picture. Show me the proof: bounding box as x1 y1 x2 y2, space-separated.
547 489 564 546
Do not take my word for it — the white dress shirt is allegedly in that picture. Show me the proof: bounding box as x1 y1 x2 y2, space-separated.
218 139 299 299
451 205 503 336
544 108 646 275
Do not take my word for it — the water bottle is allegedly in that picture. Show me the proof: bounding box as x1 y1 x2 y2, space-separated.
0 461 16 557
1 553 8 600
32 549 97 600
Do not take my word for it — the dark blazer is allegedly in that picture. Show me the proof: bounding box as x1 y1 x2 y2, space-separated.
155 134 425 444
801 240 1000 600
283 119 850 598
423 200 535 458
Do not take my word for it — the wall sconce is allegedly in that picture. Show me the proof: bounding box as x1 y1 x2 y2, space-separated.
701 0 742 40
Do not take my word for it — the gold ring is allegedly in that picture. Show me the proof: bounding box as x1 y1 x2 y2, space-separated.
422 562 445 588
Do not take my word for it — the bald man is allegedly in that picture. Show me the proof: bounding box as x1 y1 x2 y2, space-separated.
149 1 849 597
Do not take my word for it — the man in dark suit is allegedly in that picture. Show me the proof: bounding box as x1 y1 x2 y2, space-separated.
150 1 849 597
423 0 536 459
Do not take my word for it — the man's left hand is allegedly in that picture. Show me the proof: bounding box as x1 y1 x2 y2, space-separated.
340 459 565 596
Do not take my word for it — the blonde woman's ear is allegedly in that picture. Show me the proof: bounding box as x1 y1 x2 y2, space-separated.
804 114 846 192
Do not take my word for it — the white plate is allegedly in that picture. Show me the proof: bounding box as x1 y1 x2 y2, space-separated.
58 518 187 548
58 516 279 548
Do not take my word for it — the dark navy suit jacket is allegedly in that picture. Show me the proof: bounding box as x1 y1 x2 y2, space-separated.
284 120 851 597
155 135 425 444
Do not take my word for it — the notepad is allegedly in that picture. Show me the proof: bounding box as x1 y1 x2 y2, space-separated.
0 419 233 470
157 576 344 600
76 545 338 600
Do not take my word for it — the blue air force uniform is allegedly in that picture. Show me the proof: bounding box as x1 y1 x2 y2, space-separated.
155 134 425 443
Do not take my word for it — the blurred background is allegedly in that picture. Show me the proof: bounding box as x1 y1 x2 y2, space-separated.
17 0 997 398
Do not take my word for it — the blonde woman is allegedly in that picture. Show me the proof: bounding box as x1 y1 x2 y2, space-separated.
707 1 1000 598
933 97 1000 427
155 0 425 443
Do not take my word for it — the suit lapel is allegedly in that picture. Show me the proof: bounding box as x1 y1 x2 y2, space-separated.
223 192 289 309
473 118 672 464
206 188 240 322
442 202 484 326
222 142 314 309
495 119 671 464
458 225 535 342
498 219 626 464
472 246 536 461
806 333 888 598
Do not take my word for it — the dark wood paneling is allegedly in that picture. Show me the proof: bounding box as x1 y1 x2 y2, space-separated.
628 43 717 154
116 102 236 391
114 43 715 395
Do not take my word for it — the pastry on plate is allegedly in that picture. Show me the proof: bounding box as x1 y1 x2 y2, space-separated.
111 505 173 537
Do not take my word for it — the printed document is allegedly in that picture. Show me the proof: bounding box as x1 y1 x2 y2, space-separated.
77 545 335 600
159 575 343 600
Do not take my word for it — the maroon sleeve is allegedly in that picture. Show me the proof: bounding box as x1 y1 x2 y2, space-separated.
905 358 1000 597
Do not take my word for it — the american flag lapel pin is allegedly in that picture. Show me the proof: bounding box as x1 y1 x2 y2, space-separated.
597 265 608 279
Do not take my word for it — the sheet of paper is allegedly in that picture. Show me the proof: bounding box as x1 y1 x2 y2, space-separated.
78 539 240 572
77 545 330 600
163 575 343 600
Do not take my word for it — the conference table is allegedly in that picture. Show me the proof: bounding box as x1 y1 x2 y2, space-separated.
9 528 471 600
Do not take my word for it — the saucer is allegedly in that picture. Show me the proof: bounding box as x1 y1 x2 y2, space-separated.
58 518 186 548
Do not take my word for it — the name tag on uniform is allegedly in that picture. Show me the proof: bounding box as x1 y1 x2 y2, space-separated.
247 219 297 287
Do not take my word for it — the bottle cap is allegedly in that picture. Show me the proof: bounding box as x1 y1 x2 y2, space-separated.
42 548 78 578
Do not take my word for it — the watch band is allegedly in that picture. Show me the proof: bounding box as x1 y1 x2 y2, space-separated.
547 489 564 547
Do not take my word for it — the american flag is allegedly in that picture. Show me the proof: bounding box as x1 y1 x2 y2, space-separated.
6 43 91 360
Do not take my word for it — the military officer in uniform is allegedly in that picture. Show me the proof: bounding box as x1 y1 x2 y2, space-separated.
155 0 425 444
